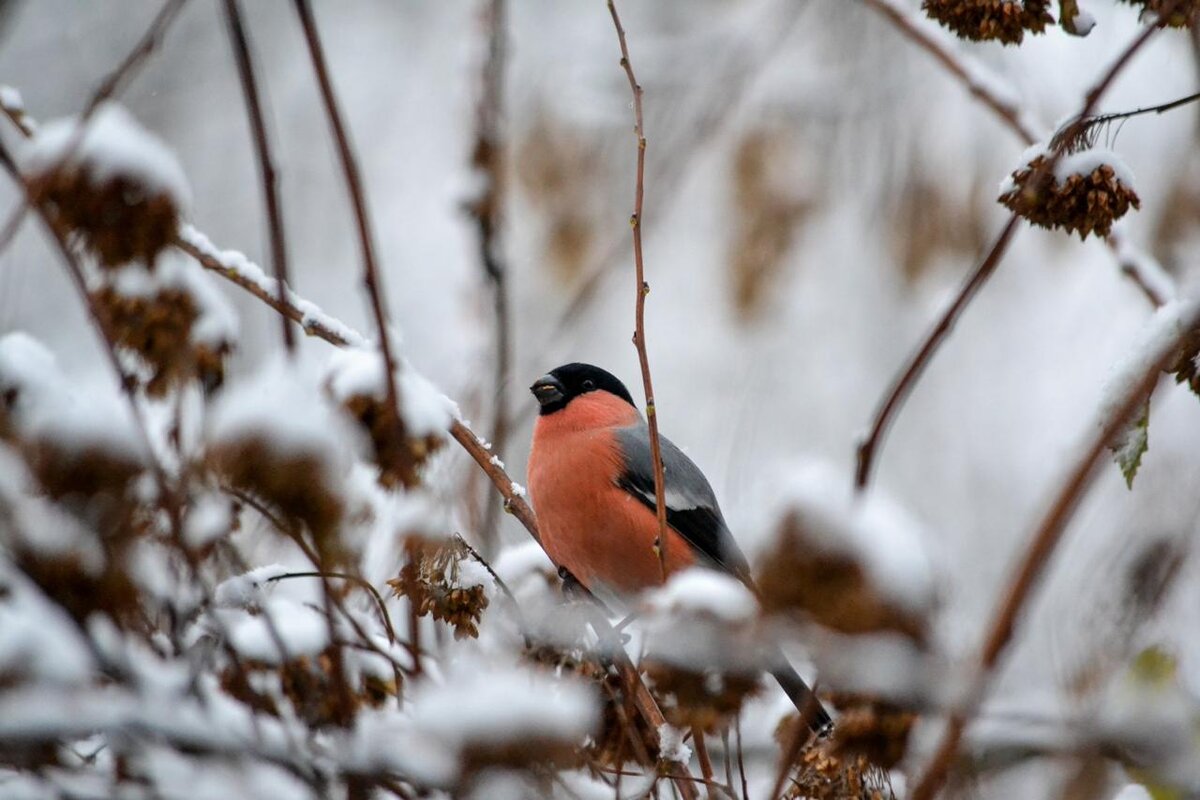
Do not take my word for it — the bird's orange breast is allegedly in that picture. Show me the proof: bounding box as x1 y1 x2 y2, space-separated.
528 395 695 595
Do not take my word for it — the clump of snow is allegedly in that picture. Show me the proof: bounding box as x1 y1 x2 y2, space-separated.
217 598 331 664
644 567 757 623
214 565 290 608
749 459 936 613
406 662 598 759
453 555 496 594
22 103 191 210
0 85 25 112
1054 147 1135 187
208 355 360 467
656 723 692 764
0 561 95 684
1099 297 1200 431
324 347 455 437
0 332 146 464
183 493 233 549
100 255 239 348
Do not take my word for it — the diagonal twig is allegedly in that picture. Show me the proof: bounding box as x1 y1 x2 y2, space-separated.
861 0 1176 311
468 0 513 556
222 0 294 353
292 0 402 429
907 298 1200 800
606 0 670 581
854 12 1175 493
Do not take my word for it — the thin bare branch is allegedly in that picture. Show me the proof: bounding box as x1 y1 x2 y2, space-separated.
908 301 1200 800
292 0 402 433
222 0 295 352
854 13 1173 493
606 0 670 580
861 0 1038 143
468 0 513 555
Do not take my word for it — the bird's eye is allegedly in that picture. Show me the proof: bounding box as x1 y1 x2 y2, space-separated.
582 379 595 390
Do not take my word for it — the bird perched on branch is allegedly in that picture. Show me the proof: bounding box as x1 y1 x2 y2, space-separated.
527 362 832 736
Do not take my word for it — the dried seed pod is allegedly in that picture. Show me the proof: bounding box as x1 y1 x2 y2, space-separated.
94 285 197 398
220 646 393 730
922 0 1054 44
22 105 189 269
826 693 917 771
644 662 760 732
341 392 442 489
776 716 897 800
757 514 929 643
209 439 345 563
999 151 1141 240
1119 0 1199 28
640 570 765 730
388 537 490 639
325 349 451 490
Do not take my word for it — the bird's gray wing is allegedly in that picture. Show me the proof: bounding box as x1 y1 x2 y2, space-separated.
613 423 750 580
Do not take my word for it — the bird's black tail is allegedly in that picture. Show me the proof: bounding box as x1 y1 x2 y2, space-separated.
771 661 833 738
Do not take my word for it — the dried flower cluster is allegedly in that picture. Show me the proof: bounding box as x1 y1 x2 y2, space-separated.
221 647 394 730
389 537 490 639
826 694 917 771
30 167 180 268
921 0 1054 44
93 283 227 396
999 154 1141 240
340 392 441 489
756 512 928 643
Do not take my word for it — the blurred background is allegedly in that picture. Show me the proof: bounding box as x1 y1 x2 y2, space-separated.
2 1 1200 793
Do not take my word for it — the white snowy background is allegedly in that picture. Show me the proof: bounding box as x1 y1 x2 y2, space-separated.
1 0 1199 797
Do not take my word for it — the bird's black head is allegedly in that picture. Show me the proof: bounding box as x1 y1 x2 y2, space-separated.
530 363 635 415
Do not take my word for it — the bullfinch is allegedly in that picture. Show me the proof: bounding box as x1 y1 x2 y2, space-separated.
527 362 832 736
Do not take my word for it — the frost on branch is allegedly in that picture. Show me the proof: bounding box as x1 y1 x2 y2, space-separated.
752 460 935 644
921 0 1054 45
324 347 454 489
639 568 764 730
999 146 1141 240
21 103 189 268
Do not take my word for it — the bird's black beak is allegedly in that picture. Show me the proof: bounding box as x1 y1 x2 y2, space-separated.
530 374 565 407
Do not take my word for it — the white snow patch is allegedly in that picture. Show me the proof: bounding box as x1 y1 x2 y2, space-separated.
324 346 455 437
22 103 190 209
407 663 598 755
644 567 757 623
1054 147 1135 187
214 565 290 608
656 723 692 763
750 459 935 613
0 332 147 465
208 355 360 468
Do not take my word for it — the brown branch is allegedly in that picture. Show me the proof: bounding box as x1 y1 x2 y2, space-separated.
221 0 294 353
606 0 670 581
909 299 1200 800
468 0 512 556
854 14 1173 493
861 0 1038 144
292 0 403 438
